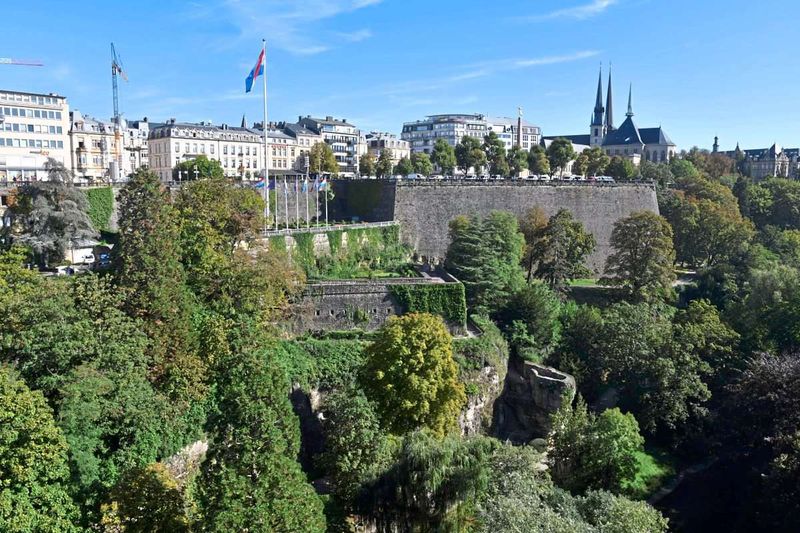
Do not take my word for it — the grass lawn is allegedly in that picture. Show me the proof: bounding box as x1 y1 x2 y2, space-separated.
622 447 678 500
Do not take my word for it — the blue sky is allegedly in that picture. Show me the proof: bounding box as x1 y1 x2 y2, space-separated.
2 0 798 151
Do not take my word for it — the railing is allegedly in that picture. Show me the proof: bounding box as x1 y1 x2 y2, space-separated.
260 220 398 237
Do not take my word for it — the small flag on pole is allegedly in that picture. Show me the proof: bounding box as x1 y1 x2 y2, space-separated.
245 47 265 93
301 178 308 193
319 178 328 191
312 176 320 191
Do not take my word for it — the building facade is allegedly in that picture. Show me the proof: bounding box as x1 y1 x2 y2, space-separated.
543 68 677 167
122 118 149 176
717 141 800 180
0 90 70 181
486 117 541 151
365 132 410 166
68 111 116 182
297 115 362 177
278 121 324 171
402 113 488 155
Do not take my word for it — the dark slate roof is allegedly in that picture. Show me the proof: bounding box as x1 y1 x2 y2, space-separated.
639 127 674 146
542 134 591 146
283 122 317 136
602 116 643 146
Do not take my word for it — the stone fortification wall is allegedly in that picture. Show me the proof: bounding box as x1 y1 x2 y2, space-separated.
392 181 659 273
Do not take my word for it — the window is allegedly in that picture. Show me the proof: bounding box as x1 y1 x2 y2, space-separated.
175 143 180 153
223 144 228 155
210 145 215 155
185 143 189 152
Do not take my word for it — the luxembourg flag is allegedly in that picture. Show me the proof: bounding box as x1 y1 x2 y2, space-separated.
245 46 265 93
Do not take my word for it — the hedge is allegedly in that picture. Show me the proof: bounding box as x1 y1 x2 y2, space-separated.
389 283 468 328
85 187 114 231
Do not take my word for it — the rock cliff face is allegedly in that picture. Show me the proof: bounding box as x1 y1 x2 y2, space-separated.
458 365 502 436
492 359 576 444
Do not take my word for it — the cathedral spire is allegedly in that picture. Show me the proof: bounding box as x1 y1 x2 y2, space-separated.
241 114 248 128
592 66 604 126
626 83 634 118
605 65 614 130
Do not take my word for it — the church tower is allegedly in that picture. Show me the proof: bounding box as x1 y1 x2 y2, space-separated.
605 67 615 131
590 67 605 147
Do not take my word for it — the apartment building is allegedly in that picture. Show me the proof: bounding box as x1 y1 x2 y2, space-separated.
297 115 362 176
0 90 70 181
365 131 410 165
401 113 488 155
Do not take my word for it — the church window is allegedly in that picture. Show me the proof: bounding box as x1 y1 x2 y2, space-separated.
661 150 666 161
594 128 599 136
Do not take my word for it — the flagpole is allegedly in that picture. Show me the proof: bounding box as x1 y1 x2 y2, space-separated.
305 158 310 229
284 175 289 230
324 179 329 226
294 177 299 228
261 39 270 234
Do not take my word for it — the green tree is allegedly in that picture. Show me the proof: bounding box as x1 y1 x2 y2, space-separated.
546 138 576 177
113 168 203 402
574 491 668 533
483 131 509 176
100 463 190 533
669 158 699 180
549 398 644 493
508 145 529 176
376 148 394 178
0 365 81 532
361 313 466 437
359 152 376 177
321 389 393 504
309 142 339 175
606 156 636 180
528 144 551 176
584 147 611 177
394 156 414 176
411 152 434 176
445 211 525 310
572 151 589 176
603 211 676 301
173 154 224 181
519 207 549 283
534 209 596 289
430 139 457 176
4 169 98 267
639 160 674 187
198 341 325 532
455 135 486 175
496 281 563 362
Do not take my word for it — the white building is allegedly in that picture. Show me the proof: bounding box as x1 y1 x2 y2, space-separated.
0 90 70 181
402 114 488 155
297 115 362 177
122 118 150 176
69 111 116 183
486 117 541 151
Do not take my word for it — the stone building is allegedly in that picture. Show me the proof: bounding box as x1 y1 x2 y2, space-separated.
542 68 677 166
297 115 363 177
716 140 800 180
0 90 70 181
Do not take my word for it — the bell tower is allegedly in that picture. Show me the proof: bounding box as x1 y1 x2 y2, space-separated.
590 66 605 147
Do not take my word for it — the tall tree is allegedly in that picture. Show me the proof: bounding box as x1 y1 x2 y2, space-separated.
198 339 325 532
518 207 549 283
0 365 81 532
603 211 676 301
359 152 376 177
113 169 204 401
361 313 465 437
376 148 394 178
584 147 611 177
508 145 529 176
546 138 576 177
309 142 339 175
528 144 551 176
455 135 485 175
4 159 98 267
394 156 414 176
483 131 509 176
173 154 224 181
411 152 434 176
431 138 457 176
445 211 525 310
606 156 636 180
535 209 596 289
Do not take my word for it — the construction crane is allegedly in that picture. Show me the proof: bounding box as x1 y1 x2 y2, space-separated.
110 43 127 182
0 57 44 66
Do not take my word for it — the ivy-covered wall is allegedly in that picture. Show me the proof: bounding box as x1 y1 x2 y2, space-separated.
389 283 468 329
85 187 114 232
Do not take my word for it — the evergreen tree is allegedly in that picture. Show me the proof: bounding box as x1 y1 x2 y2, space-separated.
535 209 596 290
113 168 204 402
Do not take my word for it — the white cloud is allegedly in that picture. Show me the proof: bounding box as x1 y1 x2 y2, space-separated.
219 0 381 55
523 0 618 22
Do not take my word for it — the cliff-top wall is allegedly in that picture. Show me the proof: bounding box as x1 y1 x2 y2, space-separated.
391 181 659 272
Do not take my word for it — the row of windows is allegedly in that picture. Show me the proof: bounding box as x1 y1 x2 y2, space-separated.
0 93 62 106
222 158 259 169
1 107 62 120
1 122 63 134
0 138 64 149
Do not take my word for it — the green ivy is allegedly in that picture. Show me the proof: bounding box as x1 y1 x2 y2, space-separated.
389 283 468 328
274 338 368 391
269 235 286 252
85 187 114 231
453 315 509 376
328 230 343 255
